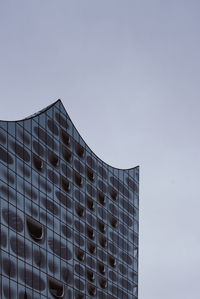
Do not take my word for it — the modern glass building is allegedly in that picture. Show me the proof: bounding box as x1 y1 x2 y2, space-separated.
0 100 139 299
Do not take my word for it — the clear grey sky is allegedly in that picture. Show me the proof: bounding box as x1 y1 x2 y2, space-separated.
1 1 200 298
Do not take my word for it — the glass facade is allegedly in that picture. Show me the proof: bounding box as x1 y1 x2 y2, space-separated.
0 100 139 299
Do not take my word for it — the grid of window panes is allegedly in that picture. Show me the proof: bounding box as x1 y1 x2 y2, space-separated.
0 100 139 299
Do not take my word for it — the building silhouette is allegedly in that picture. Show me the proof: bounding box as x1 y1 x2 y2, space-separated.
0 100 139 299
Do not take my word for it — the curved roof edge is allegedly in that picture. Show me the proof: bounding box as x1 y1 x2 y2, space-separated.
0 99 139 172
0 99 61 122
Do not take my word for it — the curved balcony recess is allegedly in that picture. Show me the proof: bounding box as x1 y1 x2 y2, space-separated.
98 192 106 205
26 217 43 241
87 197 95 211
33 155 43 171
87 269 95 282
48 151 59 167
76 143 84 158
74 172 83 187
87 241 96 254
61 129 70 146
48 277 65 299
88 284 96 296
87 167 95 181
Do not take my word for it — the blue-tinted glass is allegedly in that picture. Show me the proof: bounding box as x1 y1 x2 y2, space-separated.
0 101 139 299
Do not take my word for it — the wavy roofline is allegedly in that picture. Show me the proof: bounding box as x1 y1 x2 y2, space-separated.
0 99 139 172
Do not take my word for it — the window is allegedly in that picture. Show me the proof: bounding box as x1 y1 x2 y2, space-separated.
99 277 107 289
110 188 118 201
61 129 70 146
48 277 65 298
76 248 85 262
87 226 95 240
87 197 94 211
33 155 43 171
87 241 96 254
98 262 106 275
74 172 83 187
61 176 70 192
75 203 85 217
98 191 106 205
109 256 116 268
87 269 95 282
26 217 43 241
98 221 106 233
110 216 118 228
87 167 95 181
62 146 72 163
48 151 59 167
99 235 107 248
76 143 84 158
88 284 96 296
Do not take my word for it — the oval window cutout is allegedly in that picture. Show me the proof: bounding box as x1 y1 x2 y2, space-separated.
48 151 59 167
26 217 43 241
33 155 43 171
88 284 96 297
48 277 65 298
